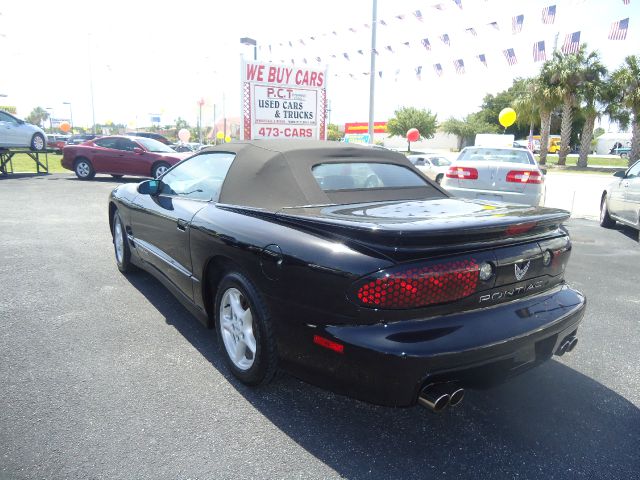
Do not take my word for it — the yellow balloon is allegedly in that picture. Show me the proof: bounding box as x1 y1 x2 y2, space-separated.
499 108 517 128
225 135 231 143
216 131 224 140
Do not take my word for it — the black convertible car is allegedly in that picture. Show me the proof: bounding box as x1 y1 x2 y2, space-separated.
108 141 585 411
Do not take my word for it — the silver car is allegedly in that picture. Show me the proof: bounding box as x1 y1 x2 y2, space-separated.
600 159 640 232
407 154 451 184
0 110 47 151
440 146 545 206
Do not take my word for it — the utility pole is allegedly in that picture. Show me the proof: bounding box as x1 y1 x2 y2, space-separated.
367 0 377 144
88 34 96 134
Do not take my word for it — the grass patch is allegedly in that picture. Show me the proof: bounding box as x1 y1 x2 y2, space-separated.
535 154 628 167
1 153 68 174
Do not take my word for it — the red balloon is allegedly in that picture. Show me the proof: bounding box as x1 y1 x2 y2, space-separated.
406 128 420 142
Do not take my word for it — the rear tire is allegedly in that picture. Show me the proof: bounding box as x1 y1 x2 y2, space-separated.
152 162 170 179
600 196 616 228
215 272 277 386
112 210 135 273
31 133 45 151
74 158 95 180
435 174 443 184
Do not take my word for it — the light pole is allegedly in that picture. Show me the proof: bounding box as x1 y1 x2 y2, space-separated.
240 37 257 61
197 98 205 144
45 107 54 133
63 101 73 133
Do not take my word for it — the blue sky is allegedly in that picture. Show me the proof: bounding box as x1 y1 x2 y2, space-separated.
0 0 637 130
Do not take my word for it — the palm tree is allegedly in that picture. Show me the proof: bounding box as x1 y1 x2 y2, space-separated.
611 55 640 166
541 46 602 166
576 60 608 168
522 75 560 165
513 78 539 143
25 106 49 128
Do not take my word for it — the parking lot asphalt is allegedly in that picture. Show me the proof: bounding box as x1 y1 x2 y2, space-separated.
1 173 639 480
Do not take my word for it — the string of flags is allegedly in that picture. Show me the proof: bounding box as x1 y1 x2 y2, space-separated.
260 1 632 80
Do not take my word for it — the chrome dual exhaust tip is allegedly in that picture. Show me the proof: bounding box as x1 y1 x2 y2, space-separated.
556 336 578 356
418 384 464 412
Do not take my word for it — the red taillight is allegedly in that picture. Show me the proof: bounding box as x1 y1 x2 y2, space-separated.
506 170 543 184
355 259 479 309
446 166 478 180
505 222 537 235
313 335 344 353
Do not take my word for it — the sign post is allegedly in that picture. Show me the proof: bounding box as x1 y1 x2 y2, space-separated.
241 60 327 140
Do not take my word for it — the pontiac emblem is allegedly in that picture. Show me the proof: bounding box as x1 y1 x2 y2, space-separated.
514 260 530 281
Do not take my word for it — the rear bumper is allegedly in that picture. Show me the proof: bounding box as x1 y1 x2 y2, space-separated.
275 284 585 407
443 185 544 206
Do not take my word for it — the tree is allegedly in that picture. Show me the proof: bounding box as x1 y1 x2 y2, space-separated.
327 123 343 141
611 55 640 166
475 80 530 139
576 61 610 168
386 107 438 149
541 46 602 165
513 78 540 139
25 107 49 128
441 113 499 150
174 117 190 131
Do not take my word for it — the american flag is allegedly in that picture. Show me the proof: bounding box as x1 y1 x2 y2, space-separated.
542 5 556 24
477 53 487 67
454 59 465 74
488 21 500 30
609 18 629 40
503 48 517 66
415 66 422 80
433 3 444 10
434 63 443 76
465 27 477 36
421 38 432 50
562 31 581 53
512 14 524 33
414 10 423 21
533 40 546 62
379 19 387 26
622 0 630 4
440 34 451 46
453 0 463 9
343 52 350 61
385 45 394 53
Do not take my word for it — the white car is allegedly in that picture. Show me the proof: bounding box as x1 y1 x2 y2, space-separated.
600 159 640 232
440 146 545 206
406 154 451 184
0 110 47 151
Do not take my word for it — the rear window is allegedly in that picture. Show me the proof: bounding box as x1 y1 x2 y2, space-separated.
312 162 428 191
457 148 534 165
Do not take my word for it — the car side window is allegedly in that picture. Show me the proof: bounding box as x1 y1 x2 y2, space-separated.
159 152 235 201
115 138 137 151
0 112 17 123
94 138 119 149
626 162 640 179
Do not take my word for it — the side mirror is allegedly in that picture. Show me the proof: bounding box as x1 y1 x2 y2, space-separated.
540 168 547 175
138 179 161 195
614 170 626 178
133 147 144 154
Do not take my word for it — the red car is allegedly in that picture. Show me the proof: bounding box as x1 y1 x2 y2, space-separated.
62 135 190 180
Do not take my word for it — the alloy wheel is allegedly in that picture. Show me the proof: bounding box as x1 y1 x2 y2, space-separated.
219 287 257 370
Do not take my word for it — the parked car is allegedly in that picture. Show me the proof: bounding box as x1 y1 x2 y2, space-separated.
441 146 546 206
66 134 98 145
125 131 172 145
62 135 190 179
407 154 451 183
0 110 47 151
47 134 70 153
600 159 640 233
613 146 631 159
108 140 584 410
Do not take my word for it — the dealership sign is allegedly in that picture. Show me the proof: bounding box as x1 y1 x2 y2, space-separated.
241 60 327 140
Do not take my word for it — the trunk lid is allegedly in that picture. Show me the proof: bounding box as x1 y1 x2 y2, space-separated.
450 161 541 194
275 197 568 261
